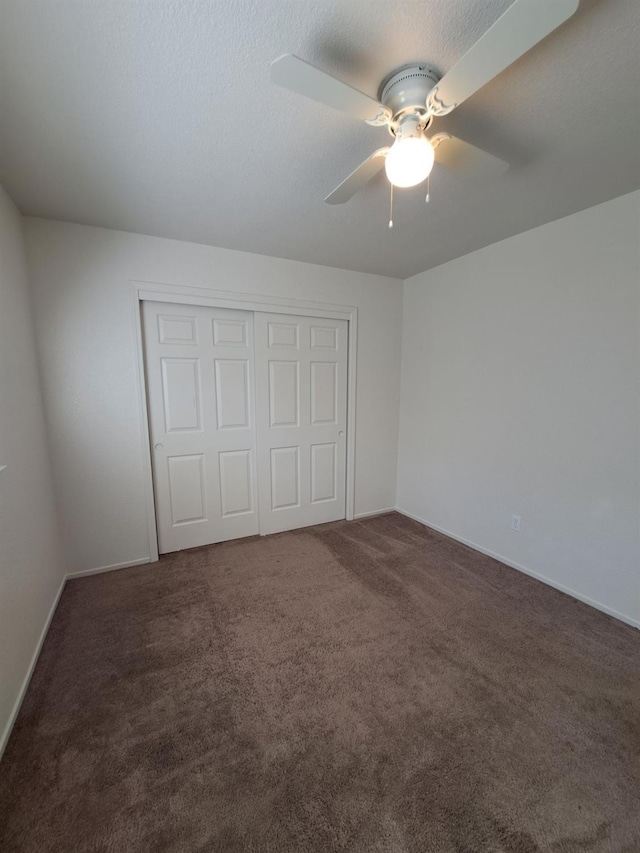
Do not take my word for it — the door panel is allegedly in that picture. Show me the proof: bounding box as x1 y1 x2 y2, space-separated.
311 443 337 503
270 446 300 510
219 450 253 516
311 361 337 424
255 313 347 534
269 361 299 427
161 358 202 432
158 314 198 345
310 325 338 350
268 321 299 349
214 359 250 429
143 301 258 553
212 317 248 347
167 454 206 524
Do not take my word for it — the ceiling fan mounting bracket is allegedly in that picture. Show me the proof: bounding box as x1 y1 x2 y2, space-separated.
365 107 393 128
378 64 441 119
426 87 457 117
387 109 432 138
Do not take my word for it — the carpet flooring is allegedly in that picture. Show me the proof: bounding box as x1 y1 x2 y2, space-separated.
0 512 639 852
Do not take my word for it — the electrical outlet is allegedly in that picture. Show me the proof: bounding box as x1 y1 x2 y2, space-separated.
511 514 522 532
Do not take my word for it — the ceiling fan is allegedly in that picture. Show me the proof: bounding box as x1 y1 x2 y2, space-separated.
271 0 579 217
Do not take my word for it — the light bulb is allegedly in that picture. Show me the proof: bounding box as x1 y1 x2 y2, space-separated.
384 136 434 188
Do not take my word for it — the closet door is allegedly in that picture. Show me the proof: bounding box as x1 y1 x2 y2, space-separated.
254 313 348 535
143 301 258 553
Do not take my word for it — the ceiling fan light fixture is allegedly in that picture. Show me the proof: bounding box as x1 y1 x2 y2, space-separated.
384 115 434 188
385 135 434 188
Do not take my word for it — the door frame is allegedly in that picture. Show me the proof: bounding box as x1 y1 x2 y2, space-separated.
131 279 358 563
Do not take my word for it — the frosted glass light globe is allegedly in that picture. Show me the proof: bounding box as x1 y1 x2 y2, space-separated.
385 136 435 188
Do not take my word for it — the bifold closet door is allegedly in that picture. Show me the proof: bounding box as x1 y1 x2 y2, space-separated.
142 301 259 553
254 312 348 535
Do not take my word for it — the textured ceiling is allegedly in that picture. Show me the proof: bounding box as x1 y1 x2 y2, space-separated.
0 0 639 278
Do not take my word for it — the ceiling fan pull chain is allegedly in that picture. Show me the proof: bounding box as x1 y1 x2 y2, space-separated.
388 182 394 229
425 174 431 204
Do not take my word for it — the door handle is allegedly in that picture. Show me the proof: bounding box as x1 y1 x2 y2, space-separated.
154 443 164 451
338 431 345 437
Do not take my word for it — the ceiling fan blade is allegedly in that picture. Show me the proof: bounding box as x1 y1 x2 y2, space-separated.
431 133 508 179
426 0 579 115
325 147 390 205
271 55 391 125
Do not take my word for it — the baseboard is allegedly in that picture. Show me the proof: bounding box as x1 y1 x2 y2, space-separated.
394 507 640 630
354 507 396 520
66 557 151 579
0 574 67 761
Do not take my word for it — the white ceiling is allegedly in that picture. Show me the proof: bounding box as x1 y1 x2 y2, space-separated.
0 0 638 278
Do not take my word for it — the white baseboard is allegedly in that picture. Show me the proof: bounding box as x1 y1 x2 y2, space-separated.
66 556 151 579
354 507 396 520
0 574 67 761
394 507 639 630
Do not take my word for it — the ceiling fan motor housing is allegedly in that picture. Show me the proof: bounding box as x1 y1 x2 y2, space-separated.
378 64 441 120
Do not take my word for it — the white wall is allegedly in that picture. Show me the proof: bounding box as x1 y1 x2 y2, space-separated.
0 186 66 754
24 219 403 575
397 191 640 627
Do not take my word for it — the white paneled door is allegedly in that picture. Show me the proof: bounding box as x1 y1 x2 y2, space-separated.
254 313 348 535
143 303 348 552
143 302 259 553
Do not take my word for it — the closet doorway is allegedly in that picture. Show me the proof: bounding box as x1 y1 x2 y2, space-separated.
142 298 349 553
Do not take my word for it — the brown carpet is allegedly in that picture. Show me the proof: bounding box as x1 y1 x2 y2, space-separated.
1 513 639 852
